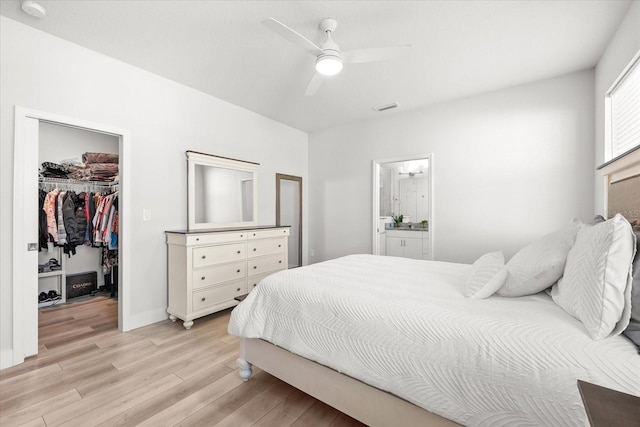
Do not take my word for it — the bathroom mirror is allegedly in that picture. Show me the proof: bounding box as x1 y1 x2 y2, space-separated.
187 150 259 230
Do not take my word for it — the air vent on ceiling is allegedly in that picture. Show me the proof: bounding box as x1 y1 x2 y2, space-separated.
372 102 399 112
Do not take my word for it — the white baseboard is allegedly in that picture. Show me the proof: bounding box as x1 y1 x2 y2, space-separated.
0 349 16 370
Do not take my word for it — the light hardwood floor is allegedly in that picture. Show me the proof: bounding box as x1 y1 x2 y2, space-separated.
0 297 365 427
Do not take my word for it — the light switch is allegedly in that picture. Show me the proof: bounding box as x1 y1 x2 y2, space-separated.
143 209 151 221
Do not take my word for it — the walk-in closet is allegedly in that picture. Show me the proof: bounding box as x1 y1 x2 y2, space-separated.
37 122 120 347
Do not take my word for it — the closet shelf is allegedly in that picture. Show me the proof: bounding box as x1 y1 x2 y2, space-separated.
38 299 62 308
38 177 119 191
38 270 64 278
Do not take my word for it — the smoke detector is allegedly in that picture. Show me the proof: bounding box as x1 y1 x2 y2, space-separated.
21 1 46 18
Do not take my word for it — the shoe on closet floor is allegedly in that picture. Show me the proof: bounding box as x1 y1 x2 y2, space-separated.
48 258 62 271
47 290 61 301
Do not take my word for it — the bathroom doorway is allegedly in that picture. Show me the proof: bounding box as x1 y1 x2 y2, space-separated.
372 154 433 259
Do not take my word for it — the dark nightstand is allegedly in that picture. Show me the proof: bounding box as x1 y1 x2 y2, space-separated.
577 380 640 427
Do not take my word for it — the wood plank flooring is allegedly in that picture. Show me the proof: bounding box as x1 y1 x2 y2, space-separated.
0 297 366 427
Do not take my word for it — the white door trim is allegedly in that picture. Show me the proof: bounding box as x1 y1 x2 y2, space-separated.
12 106 132 366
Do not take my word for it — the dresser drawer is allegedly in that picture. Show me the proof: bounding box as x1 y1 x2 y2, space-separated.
247 272 273 291
193 243 245 268
248 228 290 240
248 237 286 258
248 254 285 277
193 261 246 289
186 232 247 246
193 280 246 311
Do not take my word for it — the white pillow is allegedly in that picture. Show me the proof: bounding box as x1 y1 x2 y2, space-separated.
497 223 580 297
465 251 508 299
550 214 635 340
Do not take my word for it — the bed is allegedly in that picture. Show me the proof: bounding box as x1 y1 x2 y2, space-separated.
228 149 640 427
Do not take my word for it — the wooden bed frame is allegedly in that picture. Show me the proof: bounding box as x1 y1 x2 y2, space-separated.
236 148 640 427
237 338 458 426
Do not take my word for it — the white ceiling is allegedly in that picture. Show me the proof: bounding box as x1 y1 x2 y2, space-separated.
0 0 631 133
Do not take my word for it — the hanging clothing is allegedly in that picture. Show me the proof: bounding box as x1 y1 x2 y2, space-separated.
72 192 88 246
37 186 119 258
38 190 49 250
43 188 60 243
56 191 67 245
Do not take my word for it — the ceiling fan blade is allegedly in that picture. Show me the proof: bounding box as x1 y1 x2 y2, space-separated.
342 45 411 64
304 72 325 96
263 18 324 57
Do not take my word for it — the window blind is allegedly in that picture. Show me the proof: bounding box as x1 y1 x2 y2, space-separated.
609 57 640 159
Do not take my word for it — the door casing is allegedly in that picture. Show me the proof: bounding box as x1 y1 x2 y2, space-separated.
276 173 302 268
11 106 132 367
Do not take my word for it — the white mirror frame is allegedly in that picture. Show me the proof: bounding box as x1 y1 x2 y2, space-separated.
187 151 259 230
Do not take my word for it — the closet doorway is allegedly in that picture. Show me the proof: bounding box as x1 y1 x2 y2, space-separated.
276 174 302 268
12 107 131 366
37 123 119 349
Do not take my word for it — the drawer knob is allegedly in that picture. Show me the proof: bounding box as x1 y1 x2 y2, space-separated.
253 233 256 236
279 260 282 264
253 248 257 252
240 234 243 237
201 276 205 280
253 283 257 287
236 269 240 273
236 288 241 292
201 297 206 302
201 255 206 259
237 250 241 254
196 238 200 241
278 244 281 247
253 266 257 269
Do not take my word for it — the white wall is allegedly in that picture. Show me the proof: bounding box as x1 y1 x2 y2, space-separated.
308 69 595 264
594 1 640 215
0 17 308 362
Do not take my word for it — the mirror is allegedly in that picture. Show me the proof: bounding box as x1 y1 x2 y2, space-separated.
187 151 259 230
379 159 429 223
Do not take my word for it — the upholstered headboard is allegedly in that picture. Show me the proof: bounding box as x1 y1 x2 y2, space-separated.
598 148 640 227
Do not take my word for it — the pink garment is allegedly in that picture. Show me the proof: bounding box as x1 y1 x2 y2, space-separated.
93 194 105 244
43 189 60 242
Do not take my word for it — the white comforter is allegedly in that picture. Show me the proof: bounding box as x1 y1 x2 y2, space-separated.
228 254 640 426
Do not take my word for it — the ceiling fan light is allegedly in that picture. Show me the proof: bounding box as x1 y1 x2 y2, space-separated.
316 55 343 76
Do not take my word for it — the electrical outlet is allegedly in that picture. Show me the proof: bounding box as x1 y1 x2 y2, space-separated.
143 209 151 221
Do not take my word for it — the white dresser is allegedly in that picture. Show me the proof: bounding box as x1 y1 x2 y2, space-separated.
166 226 290 329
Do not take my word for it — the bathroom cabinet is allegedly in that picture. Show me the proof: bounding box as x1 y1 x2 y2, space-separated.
386 229 429 260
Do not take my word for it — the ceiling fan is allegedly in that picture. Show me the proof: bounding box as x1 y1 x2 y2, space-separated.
263 17 410 96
